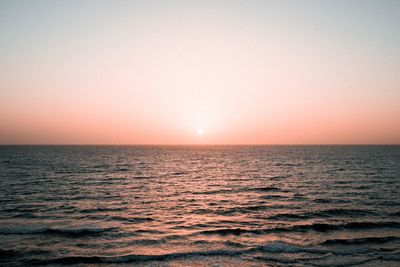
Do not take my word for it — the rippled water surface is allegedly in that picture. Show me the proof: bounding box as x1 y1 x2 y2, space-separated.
0 145 399 266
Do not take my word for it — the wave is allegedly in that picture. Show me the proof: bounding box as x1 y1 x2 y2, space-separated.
25 241 326 265
27 249 245 265
389 211 400 217
250 186 281 192
192 189 237 195
268 208 377 221
114 167 129 171
3 234 397 266
27 240 373 265
4 221 396 239
132 175 153 179
107 215 155 223
199 228 262 236
171 171 187 176
0 248 19 258
268 175 290 180
0 226 115 237
80 207 127 213
313 208 376 217
274 163 301 167
268 213 308 220
198 221 400 236
212 204 298 215
287 221 400 232
44 227 115 237
191 186 283 195
321 236 399 245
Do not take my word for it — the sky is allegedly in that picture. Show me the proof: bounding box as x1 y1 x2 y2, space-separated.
0 0 399 144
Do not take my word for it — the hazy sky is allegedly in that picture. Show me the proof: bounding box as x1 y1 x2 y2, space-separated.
1 0 399 144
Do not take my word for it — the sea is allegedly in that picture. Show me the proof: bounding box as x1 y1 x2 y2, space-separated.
0 145 399 266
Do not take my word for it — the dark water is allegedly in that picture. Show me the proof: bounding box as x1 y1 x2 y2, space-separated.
0 145 399 266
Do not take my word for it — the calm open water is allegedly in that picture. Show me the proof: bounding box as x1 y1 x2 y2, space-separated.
0 145 399 266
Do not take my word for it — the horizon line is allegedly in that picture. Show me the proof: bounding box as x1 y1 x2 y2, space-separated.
1 143 399 146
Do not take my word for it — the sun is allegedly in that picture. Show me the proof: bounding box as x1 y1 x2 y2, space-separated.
197 129 204 136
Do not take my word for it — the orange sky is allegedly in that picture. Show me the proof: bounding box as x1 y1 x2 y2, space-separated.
1 1 399 144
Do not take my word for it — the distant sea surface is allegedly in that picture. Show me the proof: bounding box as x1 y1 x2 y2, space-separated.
0 145 399 266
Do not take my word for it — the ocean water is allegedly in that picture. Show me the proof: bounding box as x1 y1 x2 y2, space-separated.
0 145 399 266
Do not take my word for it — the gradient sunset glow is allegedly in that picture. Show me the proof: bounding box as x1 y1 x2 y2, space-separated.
1 0 399 144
